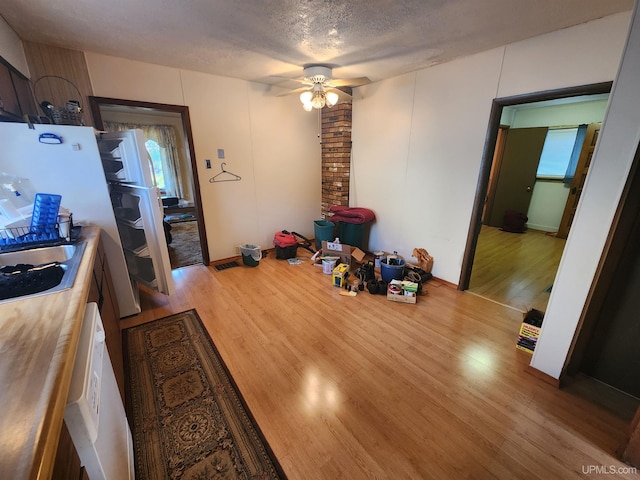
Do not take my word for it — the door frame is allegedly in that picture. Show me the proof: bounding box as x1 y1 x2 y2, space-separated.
88 96 210 266
458 82 612 290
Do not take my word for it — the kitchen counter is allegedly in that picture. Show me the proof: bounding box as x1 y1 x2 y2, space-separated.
0 226 100 480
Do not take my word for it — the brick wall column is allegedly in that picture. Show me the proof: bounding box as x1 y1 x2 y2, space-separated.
321 100 352 218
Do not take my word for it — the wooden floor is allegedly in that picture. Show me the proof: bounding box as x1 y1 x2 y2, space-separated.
121 251 639 480
468 226 567 312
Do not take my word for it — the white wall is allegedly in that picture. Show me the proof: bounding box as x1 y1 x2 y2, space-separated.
85 52 321 261
507 99 609 232
352 11 631 285
509 99 609 128
0 16 28 76
532 5 640 379
526 181 570 232
353 48 505 282
352 10 633 379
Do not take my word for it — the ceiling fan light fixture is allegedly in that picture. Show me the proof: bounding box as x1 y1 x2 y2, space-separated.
300 91 313 104
311 92 325 109
326 91 339 107
302 102 313 112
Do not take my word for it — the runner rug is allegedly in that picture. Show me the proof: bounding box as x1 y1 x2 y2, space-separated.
123 309 286 479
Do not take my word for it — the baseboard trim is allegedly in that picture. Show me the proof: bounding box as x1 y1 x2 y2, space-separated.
525 364 561 388
428 276 458 289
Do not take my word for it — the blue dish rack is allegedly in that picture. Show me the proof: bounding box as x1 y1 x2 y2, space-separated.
0 193 73 252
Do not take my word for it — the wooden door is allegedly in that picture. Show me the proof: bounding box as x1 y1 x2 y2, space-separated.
486 127 548 227
556 123 601 239
482 126 509 224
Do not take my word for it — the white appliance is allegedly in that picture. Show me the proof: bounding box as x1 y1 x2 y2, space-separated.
97 130 174 296
0 123 174 316
65 302 134 480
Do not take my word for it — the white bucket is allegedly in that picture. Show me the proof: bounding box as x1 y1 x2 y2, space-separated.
322 257 339 274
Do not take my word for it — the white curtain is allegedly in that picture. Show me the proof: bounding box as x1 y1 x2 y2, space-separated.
104 122 184 199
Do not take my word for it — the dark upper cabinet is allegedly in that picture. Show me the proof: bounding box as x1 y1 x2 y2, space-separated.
0 57 38 121
0 62 21 118
12 69 37 117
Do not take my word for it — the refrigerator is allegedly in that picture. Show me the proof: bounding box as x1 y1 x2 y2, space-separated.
0 123 174 317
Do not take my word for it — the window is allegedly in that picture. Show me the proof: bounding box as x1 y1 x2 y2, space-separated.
536 127 578 178
145 139 165 191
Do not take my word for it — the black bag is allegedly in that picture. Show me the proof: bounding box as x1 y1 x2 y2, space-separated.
502 210 528 233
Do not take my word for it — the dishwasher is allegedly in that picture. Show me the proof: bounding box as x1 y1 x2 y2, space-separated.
64 302 134 480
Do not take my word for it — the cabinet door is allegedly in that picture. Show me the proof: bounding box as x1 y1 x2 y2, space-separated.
0 63 20 118
51 421 83 480
96 237 125 403
11 70 37 117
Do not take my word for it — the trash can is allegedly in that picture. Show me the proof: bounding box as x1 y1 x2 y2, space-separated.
314 219 335 250
240 244 261 267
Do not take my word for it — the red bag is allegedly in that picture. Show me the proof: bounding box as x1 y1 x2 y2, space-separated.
273 230 315 259
273 231 297 247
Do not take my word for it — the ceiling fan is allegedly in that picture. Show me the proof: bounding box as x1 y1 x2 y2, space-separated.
278 65 370 111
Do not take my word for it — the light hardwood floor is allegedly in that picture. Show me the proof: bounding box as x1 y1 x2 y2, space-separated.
468 226 567 312
121 251 638 479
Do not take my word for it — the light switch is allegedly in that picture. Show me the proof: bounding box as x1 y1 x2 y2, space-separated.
205 159 211 169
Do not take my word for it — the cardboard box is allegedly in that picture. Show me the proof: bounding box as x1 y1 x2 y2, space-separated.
387 280 418 304
322 241 365 268
516 309 544 354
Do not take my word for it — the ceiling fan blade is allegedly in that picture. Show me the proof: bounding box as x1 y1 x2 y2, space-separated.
276 86 311 97
327 87 352 98
329 77 371 87
272 76 313 86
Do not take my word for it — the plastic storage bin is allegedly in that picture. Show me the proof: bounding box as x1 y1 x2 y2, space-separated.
337 222 366 250
240 244 261 267
313 220 335 250
380 257 405 283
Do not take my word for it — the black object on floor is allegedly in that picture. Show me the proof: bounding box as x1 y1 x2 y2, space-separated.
214 261 240 271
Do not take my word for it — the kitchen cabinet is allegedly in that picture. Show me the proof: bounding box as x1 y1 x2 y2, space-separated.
51 422 87 480
53 231 122 480
0 57 38 121
88 234 125 403
0 61 20 118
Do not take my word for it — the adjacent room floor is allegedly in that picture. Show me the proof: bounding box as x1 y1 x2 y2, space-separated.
468 225 567 312
121 250 638 479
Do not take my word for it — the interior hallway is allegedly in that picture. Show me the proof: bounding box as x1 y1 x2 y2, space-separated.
468 226 567 312
121 252 637 479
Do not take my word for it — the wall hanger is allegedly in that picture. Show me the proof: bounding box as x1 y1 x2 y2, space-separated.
210 162 241 183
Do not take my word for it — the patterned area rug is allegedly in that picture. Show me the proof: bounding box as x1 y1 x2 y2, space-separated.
168 221 203 269
123 310 287 479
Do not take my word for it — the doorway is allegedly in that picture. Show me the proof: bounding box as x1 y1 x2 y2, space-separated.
89 96 210 267
459 82 612 312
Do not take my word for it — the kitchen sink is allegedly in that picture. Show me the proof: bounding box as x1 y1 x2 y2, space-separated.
0 242 87 303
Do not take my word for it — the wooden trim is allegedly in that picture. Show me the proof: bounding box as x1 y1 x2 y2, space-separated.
428 276 458 289
526 364 561 388
622 407 640 467
459 100 502 290
459 82 613 291
88 96 210 265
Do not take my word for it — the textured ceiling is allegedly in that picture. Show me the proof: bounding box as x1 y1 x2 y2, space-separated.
0 0 634 88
